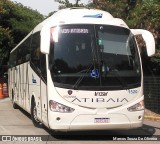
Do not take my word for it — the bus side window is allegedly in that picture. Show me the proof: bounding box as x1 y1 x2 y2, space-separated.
17 47 23 64
9 50 17 68
40 54 47 82
31 32 46 82
16 37 31 65
23 37 31 62
31 32 41 70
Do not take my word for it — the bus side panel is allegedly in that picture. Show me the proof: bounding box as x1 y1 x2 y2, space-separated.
40 54 48 127
16 65 22 107
15 63 26 109
41 80 48 126
23 62 30 113
22 64 25 108
20 64 24 107
14 66 19 104
8 68 13 100
9 66 18 104
28 64 42 120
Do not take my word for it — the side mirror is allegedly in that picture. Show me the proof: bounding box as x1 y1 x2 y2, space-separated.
131 29 155 57
40 26 59 54
40 26 50 54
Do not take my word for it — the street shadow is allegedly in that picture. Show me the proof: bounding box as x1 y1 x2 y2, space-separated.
44 124 156 141
18 107 44 128
17 106 157 141
19 107 31 120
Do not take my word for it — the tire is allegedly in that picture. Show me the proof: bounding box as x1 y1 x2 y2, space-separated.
31 98 42 128
12 90 19 109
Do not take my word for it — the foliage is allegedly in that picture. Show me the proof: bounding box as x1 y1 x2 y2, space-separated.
88 0 160 67
47 11 57 18
0 0 44 67
126 0 160 65
55 0 85 9
1 0 160 73
55 0 160 72
0 26 13 62
89 0 128 18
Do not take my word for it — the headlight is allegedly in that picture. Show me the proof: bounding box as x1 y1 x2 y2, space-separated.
127 100 144 112
49 100 75 113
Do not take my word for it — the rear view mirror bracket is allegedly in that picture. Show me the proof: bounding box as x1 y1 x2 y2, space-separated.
131 29 155 57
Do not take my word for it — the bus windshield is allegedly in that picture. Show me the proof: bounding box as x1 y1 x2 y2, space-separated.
49 24 141 90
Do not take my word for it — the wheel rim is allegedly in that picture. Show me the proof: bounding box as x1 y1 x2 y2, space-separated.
33 105 38 121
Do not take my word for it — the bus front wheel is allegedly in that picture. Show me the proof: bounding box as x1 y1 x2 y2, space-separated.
31 98 42 128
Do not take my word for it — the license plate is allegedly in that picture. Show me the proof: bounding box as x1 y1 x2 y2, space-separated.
94 118 110 123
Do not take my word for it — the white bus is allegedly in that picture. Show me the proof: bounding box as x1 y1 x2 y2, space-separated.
8 8 155 131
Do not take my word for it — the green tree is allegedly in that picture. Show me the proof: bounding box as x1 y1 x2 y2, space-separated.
55 0 85 9
89 0 160 65
90 0 132 19
8 2 44 44
0 0 44 68
125 0 160 64
0 26 13 64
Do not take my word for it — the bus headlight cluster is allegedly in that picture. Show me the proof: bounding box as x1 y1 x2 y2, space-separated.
49 100 75 113
127 100 144 112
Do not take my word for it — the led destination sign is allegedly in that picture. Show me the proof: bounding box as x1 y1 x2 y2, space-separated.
60 28 89 34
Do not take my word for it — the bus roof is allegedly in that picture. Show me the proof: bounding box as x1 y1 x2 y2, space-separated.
38 8 129 29
11 8 129 53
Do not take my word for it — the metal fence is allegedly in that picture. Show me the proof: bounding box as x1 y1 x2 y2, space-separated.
144 76 160 114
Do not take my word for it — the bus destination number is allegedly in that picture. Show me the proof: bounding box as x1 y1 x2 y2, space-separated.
128 89 138 94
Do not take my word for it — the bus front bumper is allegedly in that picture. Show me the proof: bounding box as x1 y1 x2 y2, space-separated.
69 114 143 130
48 111 144 131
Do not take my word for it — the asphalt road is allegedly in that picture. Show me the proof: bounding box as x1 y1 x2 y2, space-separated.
0 98 160 144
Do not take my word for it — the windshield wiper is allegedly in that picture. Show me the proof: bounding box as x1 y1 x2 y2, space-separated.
109 68 128 89
72 64 93 90
72 35 97 90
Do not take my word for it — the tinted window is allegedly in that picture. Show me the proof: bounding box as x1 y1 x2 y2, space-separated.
9 50 17 68
31 32 41 69
9 36 31 67
31 32 47 82
49 25 141 90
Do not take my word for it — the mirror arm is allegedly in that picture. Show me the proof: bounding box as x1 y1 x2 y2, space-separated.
131 29 155 57
40 25 50 54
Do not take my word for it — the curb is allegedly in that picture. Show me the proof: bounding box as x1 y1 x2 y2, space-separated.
144 115 160 122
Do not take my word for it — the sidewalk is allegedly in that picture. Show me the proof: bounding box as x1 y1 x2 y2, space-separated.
0 97 10 103
144 109 160 122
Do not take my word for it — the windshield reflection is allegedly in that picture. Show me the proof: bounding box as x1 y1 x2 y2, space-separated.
49 24 141 90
